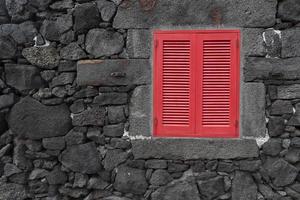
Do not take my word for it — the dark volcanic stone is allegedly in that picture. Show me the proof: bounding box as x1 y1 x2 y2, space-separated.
198 176 225 200
103 123 124 137
50 0 74 10
5 0 32 22
262 138 282 156
151 176 200 200
145 160 168 169
232 171 257 200
168 163 189 173
113 0 276 28
64 129 86 146
46 166 67 185
288 104 300 126
60 42 87 60
285 148 300 163
291 137 300 147
72 107 105 126
0 36 16 59
85 29 124 57
40 14 73 41
281 28 300 58
268 117 285 137
107 106 126 124
0 183 28 200
114 165 148 195
0 93 15 109
278 0 300 22
270 100 293 115
8 97 72 140
265 158 298 187
42 137 65 150
150 169 173 186
22 46 60 69
96 0 116 21
50 72 76 87
5 64 44 91
103 149 128 170
93 92 128 105
74 3 100 34
60 142 102 174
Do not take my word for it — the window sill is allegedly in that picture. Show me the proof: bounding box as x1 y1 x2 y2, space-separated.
131 138 259 160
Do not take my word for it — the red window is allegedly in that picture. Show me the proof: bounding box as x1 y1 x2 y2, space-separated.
153 30 240 138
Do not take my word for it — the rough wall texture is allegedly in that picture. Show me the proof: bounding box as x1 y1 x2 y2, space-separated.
0 0 300 200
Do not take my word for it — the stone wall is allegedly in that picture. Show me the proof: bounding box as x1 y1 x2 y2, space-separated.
0 0 300 200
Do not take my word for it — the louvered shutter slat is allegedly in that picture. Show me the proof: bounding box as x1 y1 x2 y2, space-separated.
198 33 239 137
154 34 196 136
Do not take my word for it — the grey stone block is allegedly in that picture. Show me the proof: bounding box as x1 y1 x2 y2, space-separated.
282 28 300 58
77 59 150 86
278 0 300 22
232 171 257 200
129 85 151 137
127 29 151 58
113 0 276 28
244 57 300 81
132 139 259 160
277 84 300 99
242 28 265 56
242 83 266 137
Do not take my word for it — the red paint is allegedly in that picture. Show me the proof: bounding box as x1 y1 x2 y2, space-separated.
153 30 240 138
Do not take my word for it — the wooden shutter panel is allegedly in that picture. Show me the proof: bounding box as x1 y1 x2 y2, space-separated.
196 32 239 137
154 33 196 136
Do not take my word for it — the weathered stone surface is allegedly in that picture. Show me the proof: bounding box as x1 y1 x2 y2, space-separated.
0 22 37 45
64 129 86 146
43 137 65 150
285 148 300 163
5 0 32 22
96 0 116 21
238 160 261 172
270 100 293 115
0 183 28 200
244 57 300 81
72 107 105 126
278 0 300 22
50 72 76 87
264 158 298 187
198 176 225 200
103 123 124 137
268 117 284 137
50 0 74 10
127 29 150 58
4 163 22 177
282 28 300 58
22 46 60 69
150 169 173 186
113 0 276 28
29 168 48 180
0 93 15 109
129 85 151 136
46 166 67 185
132 139 259 160
59 186 89 198
5 64 44 91
60 142 102 174
168 163 189 173
232 171 257 200
93 93 128 105
262 138 282 156
107 106 126 124
87 177 109 190
73 173 88 188
40 14 73 41
0 36 16 59
103 149 128 170
277 84 300 99
60 42 87 60
243 28 265 56
263 28 281 58
70 100 85 114
114 165 148 195
85 29 124 58
145 159 167 169
8 97 72 140
242 83 266 137
74 2 100 33
151 175 200 200
77 59 150 86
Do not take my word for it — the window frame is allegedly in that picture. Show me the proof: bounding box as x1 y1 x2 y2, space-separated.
153 29 240 138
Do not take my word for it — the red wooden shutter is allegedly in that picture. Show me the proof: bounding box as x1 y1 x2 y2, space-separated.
153 33 196 136
196 32 239 137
